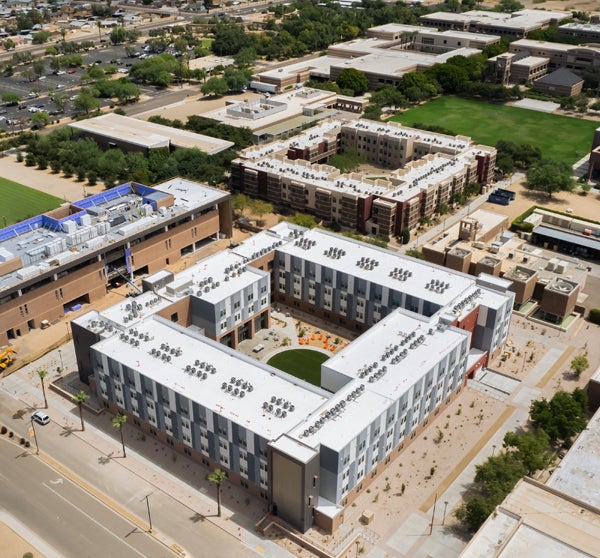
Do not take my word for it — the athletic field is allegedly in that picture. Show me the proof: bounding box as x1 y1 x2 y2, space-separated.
0 177 63 227
391 97 598 164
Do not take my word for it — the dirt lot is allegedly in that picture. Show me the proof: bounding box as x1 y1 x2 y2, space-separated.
0 522 44 558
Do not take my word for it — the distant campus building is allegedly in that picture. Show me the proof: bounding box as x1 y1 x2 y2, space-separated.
73 222 514 533
0 179 232 347
231 119 496 237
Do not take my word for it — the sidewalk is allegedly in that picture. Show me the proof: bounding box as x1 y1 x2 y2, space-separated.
0 353 292 558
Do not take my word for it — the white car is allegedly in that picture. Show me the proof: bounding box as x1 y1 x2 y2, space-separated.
117 68 129 74
32 410 50 425
56 70 66 75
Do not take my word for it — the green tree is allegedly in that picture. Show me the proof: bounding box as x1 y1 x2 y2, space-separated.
400 228 410 245
201 77 228 97
4 38 15 50
74 91 100 115
52 92 69 112
37 369 49 408
252 200 273 226
496 0 524 12
234 47 257 68
503 430 551 475
73 390 90 431
336 68 369 96
526 160 575 198
570 355 589 377
207 468 227 517
32 30 51 44
2 92 21 105
233 193 251 217
530 389 588 443
112 413 127 457
32 111 50 128
110 26 127 45
32 58 46 77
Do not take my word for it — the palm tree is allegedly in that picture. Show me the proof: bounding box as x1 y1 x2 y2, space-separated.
112 413 127 457
37 369 48 408
73 390 90 431
207 468 227 517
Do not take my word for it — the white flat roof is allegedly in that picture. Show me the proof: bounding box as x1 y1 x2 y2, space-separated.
280 228 476 309
93 317 329 440
70 113 234 155
547 405 600 509
153 177 228 208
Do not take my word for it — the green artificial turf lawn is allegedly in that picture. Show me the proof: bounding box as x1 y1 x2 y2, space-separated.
267 349 329 387
391 97 598 165
0 177 63 227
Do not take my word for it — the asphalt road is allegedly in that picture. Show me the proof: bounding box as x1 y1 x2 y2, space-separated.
0 437 171 558
0 393 260 558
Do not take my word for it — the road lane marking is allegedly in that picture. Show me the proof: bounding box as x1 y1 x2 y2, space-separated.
43 483 148 558
49 478 63 485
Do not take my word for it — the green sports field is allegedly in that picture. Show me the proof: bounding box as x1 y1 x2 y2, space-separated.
267 349 329 387
0 178 63 227
391 97 598 165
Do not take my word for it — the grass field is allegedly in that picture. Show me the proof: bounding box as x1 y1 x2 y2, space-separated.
0 177 63 227
391 97 599 165
267 349 329 386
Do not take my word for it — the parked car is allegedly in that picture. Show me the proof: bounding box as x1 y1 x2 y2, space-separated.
67 69 77 74
32 410 50 425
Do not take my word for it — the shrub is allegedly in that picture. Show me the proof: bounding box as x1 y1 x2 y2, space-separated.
1 425 7 434
589 308 600 325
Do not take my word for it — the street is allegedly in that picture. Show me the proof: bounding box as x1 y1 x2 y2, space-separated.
0 437 170 558
0 387 276 558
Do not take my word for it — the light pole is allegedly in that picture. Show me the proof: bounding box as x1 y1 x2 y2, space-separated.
492 444 496 457
355 540 360 557
30 418 39 455
429 492 438 535
145 494 153 533
58 349 64 372
442 501 449 525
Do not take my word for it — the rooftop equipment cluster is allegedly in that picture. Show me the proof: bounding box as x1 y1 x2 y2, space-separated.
119 327 152 346
262 395 295 418
196 276 222 296
221 376 254 398
389 267 412 281
294 237 316 251
184 360 217 379
356 256 379 271
425 279 450 294
452 288 481 314
324 246 346 260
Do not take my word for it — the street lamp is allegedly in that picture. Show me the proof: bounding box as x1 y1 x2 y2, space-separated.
492 444 496 457
355 540 360 557
145 494 153 533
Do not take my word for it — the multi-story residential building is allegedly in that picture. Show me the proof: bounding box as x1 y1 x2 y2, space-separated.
231 120 495 236
73 224 514 533
0 179 231 347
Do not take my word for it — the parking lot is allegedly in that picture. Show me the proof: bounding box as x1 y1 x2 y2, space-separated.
0 43 151 129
